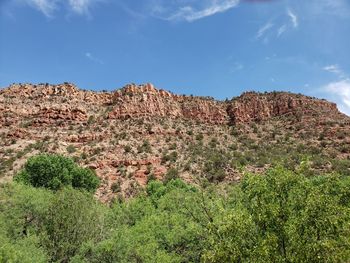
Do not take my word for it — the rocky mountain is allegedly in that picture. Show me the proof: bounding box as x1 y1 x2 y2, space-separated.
1 83 349 202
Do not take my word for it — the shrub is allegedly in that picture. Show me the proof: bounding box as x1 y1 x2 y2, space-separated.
87 115 95 125
203 150 227 182
161 151 178 164
66 145 76 153
124 145 132 153
163 168 179 184
111 181 121 193
14 154 99 192
137 140 152 153
196 133 204 141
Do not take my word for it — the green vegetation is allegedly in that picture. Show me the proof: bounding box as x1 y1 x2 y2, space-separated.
66 145 77 153
137 140 152 153
14 154 100 192
1 154 350 262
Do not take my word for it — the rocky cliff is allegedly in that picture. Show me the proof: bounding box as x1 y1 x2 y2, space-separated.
1 82 349 202
109 83 228 124
227 91 340 124
1 82 343 127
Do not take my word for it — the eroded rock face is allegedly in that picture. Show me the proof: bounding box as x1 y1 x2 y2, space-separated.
227 91 340 124
109 83 183 120
1 83 342 127
0 83 113 127
1 82 348 202
0 83 112 103
33 106 88 124
109 83 228 124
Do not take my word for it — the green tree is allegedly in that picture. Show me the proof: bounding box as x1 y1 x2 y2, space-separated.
43 188 107 262
75 179 202 263
204 166 350 262
0 235 48 263
0 183 51 263
14 154 100 192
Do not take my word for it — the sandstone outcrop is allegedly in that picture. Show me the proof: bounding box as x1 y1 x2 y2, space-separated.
1 83 344 126
1 83 112 104
227 91 340 124
109 83 228 124
33 106 88 124
1 82 349 202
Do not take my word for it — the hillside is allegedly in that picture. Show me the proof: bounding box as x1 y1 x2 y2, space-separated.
1 82 349 202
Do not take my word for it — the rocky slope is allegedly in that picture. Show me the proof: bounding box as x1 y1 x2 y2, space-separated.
1 83 349 202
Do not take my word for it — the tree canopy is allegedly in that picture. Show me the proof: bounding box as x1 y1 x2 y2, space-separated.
14 154 100 192
1 155 350 262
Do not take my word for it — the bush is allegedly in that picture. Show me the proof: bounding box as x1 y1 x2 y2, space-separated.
124 145 132 153
161 151 178 164
203 150 227 182
14 154 99 192
163 168 179 184
66 145 76 153
137 140 152 153
111 181 121 193
196 133 204 141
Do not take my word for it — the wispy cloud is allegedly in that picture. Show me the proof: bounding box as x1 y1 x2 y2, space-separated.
323 79 350 115
22 0 59 17
85 52 103 64
256 22 273 39
307 0 350 18
323 64 346 78
287 8 298 28
68 0 94 15
277 24 287 37
153 0 240 22
229 62 244 73
257 9 298 41
17 0 102 17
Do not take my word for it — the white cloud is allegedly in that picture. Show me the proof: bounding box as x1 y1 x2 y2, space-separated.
256 22 273 39
68 0 93 15
229 62 243 73
321 64 350 115
323 64 346 78
257 9 298 41
155 0 240 22
307 0 350 17
277 24 287 37
323 79 350 115
23 0 59 17
85 52 103 64
287 9 298 28
17 0 101 17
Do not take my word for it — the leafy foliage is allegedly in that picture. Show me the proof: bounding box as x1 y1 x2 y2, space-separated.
203 167 350 262
1 161 350 262
14 154 100 192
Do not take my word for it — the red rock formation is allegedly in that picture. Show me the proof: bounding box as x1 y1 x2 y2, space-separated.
6 128 28 139
227 91 340 124
1 83 344 127
109 83 228 124
0 83 112 104
34 106 87 124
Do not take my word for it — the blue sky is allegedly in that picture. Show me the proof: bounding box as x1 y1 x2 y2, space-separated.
1 0 350 114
